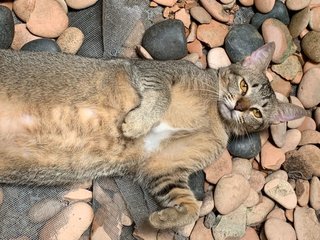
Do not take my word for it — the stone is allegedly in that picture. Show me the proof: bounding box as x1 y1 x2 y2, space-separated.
133 224 158 240
316 107 320 130
207 47 231 69
271 55 302 81
270 122 286 148
214 174 250 214
232 158 252 180
310 7 320 31
56 0 68 13
204 211 217 229
266 208 286 221
196 20 229 48
190 6 212 24
0 5 14 49
299 129 320 146
199 0 233 23
240 227 259 240
12 0 35 22
262 18 297 64
225 24 264 63
264 178 297 209
11 23 41 50
187 39 203 57
175 8 191 29
264 218 296 240
243 188 260 207
175 221 196 238
142 19 187 60
249 169 266 192
63 188 92 202
0 188 3 206
270 74 292 97
239 0 254 6
295 179 310 207
303 61 320 73
187 22 197 43
289 7 311 38
28 199 65 223
294 206 320 240
21 39 61 52
227 132 261 159
39 202 94 240
204 149 232 184
136 45 153 60
301 31 320 63
285 209 294 222
158 230 175 240
260 128 270 146
182 53 199 63
27 0 69 38
0 1 13 10
255 0 276 13
190 217 214 240
152 0 177 7
280 129 301 153
251 0 290 29
265 170 288 183
298 68 320 108
65 0 98 9
234 6 255 25
310 176 320 210
286 0 311 10
297 116 317 132
283 150 313 180
212 205 246 240
287 96 305 129
261 141 286 170
246 196 275 226
56 27 84 54
199 190 214 216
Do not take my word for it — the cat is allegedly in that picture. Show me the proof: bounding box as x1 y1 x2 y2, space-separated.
0 42 306 229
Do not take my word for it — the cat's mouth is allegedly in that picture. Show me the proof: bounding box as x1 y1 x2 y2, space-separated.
218 102 233 120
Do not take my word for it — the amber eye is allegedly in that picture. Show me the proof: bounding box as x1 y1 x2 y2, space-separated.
239 79 248 96
252 108 262 118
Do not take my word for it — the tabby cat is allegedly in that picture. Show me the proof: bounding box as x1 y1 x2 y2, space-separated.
0 43 305 229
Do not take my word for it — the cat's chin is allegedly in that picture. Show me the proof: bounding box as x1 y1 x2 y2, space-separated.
218 102 233 120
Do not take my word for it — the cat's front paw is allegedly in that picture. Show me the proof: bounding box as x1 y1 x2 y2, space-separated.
149 205 198 229
122 111 151 138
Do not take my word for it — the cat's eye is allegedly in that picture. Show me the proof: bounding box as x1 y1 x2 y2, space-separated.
239 79 248 96
251 108 262 118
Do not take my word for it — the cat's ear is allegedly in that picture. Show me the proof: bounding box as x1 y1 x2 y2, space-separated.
270 102 307 124
242 42 275 71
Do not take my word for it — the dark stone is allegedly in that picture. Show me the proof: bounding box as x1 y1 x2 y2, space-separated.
0 6 14 49
204 211 217 229
142 19 187 60
21 39 61 53
251 0 290 29
283 150 313 180
188 170 205 201
227 132 261 159
224 24 264 63
234 7 255 25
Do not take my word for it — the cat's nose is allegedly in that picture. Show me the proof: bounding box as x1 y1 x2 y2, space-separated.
234 98 250 112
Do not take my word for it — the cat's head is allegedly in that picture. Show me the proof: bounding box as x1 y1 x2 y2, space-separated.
217 42 307 135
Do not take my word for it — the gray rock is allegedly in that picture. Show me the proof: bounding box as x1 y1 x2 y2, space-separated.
251 0 290 29
227 132 261 159
142 19 187 60
224 24 264 63
21 39 61 53
0 6 14 49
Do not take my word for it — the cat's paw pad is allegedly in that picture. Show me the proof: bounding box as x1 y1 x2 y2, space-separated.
149 205 195 229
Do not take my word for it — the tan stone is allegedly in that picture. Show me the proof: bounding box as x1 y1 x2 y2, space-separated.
295 179 310 207
264 218 296 240
299 129 320 146
187 39 203 56
288 96 305 129
197 20 229 48
247 196 275 226
13 0 35 22
57 27 84 54
199 0 233 23
261 141 286 170
286 0 311 10
190 217 214 240
249 169 266 192
152 0 177 7
255 0 275 13
190 6 212 24
294 206 320 240
310 176 320 210
240 227 259 240
175 8 191 28
63 188 92 202
207 47 231 70
297 116 317 131
310 7 320 31
11 23 41 50
266 208 286 221
65 0 98 9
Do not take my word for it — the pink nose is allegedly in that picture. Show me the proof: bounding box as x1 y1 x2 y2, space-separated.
234 99 249 112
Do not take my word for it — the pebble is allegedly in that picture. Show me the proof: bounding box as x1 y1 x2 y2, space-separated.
190 217 214 240
310 7 320 31
287 96 305 128
271 55 302 81
285 209 294 222
294 206 320 240
243 188 260 207
260 128 270 146
199 190 214 216
196 20 229 48
182 53 199 63
265 170 288 183
297 116 317 131
199 0 233 23
65 0 98 9
289 7 311 38
270 122 286 148
299 129 320 145
264 218 296 240
152 0 177 7
303 33 320 61
255 0 276 13
246 196 275 226
12 0 35 22
262 18 296 64
39 202 94 240
295 179 310 207
283 150 313 180
204 211 217 229
187 22 197 43
270 74 292 97
303 61 320 72
266 208 286 221
280 129 301 153
225 24 264 63
136 45 153 60
261 141 286 170
56 0 68 13
214 174 250 214
0 5 14 49
212 205 246 240
28 199 65 223
187 39 203 57
204 149 232 184
239 0 254 6
57 27 84 54
227 132 261 159
207 47 231 69
240 227 259 240
142 19 187 60
190 6 212 24
175 221 196 238
264 178 297 209
297 67 320 108
62 188 92 202
175 8 191 29
27 0 69 38
21 39 61 52
11 23 41 50
249 169 266 192
0 2 13 10
251 0 290 29
286 0 311 10
310 176 320 210
232 158 252 180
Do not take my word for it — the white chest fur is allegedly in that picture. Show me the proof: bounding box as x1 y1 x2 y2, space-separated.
144 122 180 153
